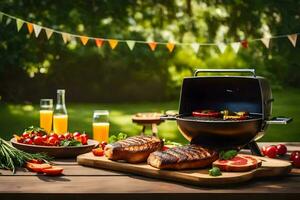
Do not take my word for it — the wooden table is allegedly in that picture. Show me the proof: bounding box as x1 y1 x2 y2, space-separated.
1 142 300 200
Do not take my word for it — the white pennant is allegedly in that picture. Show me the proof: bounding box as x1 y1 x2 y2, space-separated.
191 43 200 53
6 17 12 25
126 40 135 50
288 34 297 47
261 38 271 48
45 28 54 39
33 24 42 38
217 43 227 53
230 42 240 53
61 33 71 43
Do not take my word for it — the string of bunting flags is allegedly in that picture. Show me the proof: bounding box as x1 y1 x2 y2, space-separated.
0 11 298 53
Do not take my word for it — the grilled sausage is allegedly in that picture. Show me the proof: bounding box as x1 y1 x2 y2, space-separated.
104 136 163 163
147 145 218 170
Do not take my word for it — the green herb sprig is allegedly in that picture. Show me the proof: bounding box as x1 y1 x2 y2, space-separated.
209 167 222 176
219 150 238 160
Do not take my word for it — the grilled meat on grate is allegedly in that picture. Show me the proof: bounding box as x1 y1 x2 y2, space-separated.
104 136 163 163
147 145 218 170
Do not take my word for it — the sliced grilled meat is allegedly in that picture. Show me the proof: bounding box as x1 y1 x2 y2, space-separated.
147 145 218 170
104 136 163 163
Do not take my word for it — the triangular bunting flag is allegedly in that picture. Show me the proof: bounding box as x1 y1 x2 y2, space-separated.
45 28 53 39
148 42 157 51
108 39 118 49
241 40 249 48
16 19 24 32
261 38 271 48
217 43 227 53
80 36 89 45
27 23 33 34
231 42 240 53
126 40 135 50
191 43 200 53
166 42 175 53
0 13 3 23
288 34 297 47
95 38 104 47
33 24 42 38
61 33 71 44
6 17 12 25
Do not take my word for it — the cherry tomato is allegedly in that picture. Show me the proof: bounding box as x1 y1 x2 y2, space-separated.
276 144 287 156
36 132 43 137
33 136 43 145
264 146 277 158
58 134 65 141
261 146 268 155
100 141 108 150
290 151 300 161
64 132 72 140
49 133 58 139
48 136 58 146
26 163 52 173
23 138 33 145
292 154 300 168
22 132 30 138
73 132 81 137
162 146 169 151
92 148 104 156
42 166 64 176
42 135 48 141
80 134 88 145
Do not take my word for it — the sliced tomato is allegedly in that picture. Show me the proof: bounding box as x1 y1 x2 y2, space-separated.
42 167 64 176
92 148 104 156
26 163 52 173
192 110 220 118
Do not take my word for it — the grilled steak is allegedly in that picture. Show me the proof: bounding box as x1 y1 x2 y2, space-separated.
147 145 218 170
213 154 262 172
104 136 163 163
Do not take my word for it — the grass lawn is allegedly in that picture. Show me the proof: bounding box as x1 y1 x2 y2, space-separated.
0 88 299 143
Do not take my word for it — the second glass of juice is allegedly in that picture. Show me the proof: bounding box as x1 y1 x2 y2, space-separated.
40 99 53 133
93 110 109 143
53 89 68 134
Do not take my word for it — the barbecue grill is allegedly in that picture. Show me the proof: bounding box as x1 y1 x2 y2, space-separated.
162 69 292 156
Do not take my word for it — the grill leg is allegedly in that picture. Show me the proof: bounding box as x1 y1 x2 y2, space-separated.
247 141 263 156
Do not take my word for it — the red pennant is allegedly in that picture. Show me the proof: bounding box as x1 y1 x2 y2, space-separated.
95 38 104 47
240 40 249 48
148 42 157 51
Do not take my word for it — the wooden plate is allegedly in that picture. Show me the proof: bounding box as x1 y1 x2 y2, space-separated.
10 138 99 158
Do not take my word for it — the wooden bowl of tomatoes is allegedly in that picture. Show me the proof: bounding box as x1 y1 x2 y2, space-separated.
11 127 99 158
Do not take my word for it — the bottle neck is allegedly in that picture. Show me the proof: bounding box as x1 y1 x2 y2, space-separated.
55 91 67 114
57 92 65 106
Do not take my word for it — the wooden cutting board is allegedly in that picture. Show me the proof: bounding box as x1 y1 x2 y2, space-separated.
77 153 292 186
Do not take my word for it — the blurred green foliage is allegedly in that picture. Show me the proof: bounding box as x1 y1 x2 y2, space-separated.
0 0 300 102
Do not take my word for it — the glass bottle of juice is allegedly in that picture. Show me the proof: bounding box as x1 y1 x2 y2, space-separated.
53 89 68 134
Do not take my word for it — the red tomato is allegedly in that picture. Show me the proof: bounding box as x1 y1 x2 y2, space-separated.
22 132 30 138
80 134 88 145
48 136 58 146
26 163 52 173
264 146 277 158
73 132 81 137
42 166 64 176
49 133 58 139
162 146 169 151
23 138 33 145
100 141 108 150
276 144 287 156
290 151 300 161
58 134 65 141
33 136 43 145
292 154 300 168
64 132 72 140
36 132 43 137
42 135 48 141
92 148 104 156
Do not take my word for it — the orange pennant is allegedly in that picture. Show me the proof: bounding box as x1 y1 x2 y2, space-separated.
27 23 33 34
166 42 175 52
95 38 104 47
108 39 118 49
148 42 157 51
80 36 89 45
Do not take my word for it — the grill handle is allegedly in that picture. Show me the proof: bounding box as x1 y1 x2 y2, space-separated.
194 69 256 77
266 117 293 125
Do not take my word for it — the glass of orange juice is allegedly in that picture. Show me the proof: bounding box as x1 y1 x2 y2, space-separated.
40 99 53 133
93 110 109 143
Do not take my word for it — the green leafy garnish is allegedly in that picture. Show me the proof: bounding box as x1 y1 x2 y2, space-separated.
60 139 82 147
219 150 238 160
209 167 222 176
109 132 128 143
163 139 182 147
24 126 46 134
